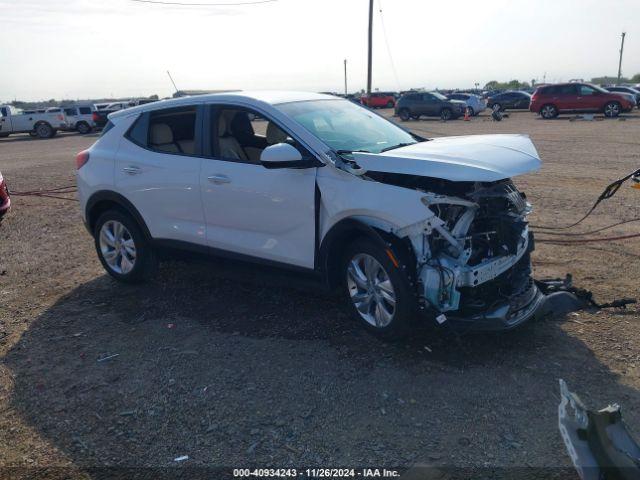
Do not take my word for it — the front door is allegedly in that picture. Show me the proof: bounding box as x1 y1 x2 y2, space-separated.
200 106 317 268
576 84 603 112
0 107 11 134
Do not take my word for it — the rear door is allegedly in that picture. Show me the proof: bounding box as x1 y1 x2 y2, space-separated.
200 104 318 268
556 84 578 111
115 104 206 245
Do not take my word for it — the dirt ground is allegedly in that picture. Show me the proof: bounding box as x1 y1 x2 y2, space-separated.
1 109 639 479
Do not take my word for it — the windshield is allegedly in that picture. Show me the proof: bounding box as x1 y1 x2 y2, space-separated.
276 99 416 154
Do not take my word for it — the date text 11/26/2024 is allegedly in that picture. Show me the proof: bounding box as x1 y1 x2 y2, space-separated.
233 468 400 478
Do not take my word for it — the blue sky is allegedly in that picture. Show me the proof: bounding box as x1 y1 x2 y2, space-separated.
1 0 638 101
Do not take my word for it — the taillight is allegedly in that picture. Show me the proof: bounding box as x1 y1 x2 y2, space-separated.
92 112 99 122
76 150 90 169
57 114 64 121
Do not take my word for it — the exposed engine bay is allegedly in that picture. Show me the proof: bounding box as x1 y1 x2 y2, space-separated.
366 172 542 329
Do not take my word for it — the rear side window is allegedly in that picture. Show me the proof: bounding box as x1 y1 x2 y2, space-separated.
100 121 115 137
64 108 76 116
79 107 92 115
404 93 420 101
126 106 198 156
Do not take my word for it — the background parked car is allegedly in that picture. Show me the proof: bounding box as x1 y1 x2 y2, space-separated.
446 92 486 116
361 92 396 108
63 105 97 134
604 86 640 106
0 170 10 220
487 91 531 111
395 91 466 121
0 104 68 138
530 82 635 119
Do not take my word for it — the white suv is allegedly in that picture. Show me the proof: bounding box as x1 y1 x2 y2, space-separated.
77 91 543 338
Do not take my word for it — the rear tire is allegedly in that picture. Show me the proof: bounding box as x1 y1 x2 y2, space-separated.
467 106 475 116
35 122 54 139
440 108 452 121
342 238 416 340
604 101 621 118
492 103 503 112
398 108 411 121
540 104 558 119
386 100 394 108
94 210 157 284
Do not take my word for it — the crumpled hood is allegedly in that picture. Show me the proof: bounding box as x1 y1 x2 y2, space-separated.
352 134 541 182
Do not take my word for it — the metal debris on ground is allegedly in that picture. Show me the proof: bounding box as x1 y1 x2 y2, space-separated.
96 353 120 362
559 379 640 480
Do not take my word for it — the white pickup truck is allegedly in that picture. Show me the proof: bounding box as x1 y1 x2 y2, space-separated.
0 105 68 138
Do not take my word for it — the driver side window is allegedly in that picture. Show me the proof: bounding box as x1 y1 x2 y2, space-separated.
210 107 304 164
579 85 595 96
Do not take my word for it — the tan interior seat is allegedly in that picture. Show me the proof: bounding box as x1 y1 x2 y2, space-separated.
266 122 289 145
218 112 248 161
149 123 179 153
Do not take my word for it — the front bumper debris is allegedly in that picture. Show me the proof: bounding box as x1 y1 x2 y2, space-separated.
559 379 640 480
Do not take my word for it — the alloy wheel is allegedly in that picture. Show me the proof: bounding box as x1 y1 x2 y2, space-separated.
346 253 396 328
605 102 620 117
99 220 137 274
541 105 556 119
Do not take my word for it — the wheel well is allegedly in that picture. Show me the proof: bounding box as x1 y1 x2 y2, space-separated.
319 219 418 291
539 103 556 114
86 193 151 239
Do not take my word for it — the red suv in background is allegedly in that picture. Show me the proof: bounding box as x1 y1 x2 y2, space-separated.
530 83 635 119
361 92 396 108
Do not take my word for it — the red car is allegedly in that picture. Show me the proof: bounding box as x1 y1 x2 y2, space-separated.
360 92 396 108
0 171 10 220
530 82 635 119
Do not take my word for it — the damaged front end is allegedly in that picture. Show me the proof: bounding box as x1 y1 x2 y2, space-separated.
360 171 543 331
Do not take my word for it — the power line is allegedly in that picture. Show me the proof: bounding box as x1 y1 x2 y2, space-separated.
377 0 401 91
130 0 276 6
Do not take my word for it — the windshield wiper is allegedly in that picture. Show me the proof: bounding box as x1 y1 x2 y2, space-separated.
336 149 371 155
380 142 417 153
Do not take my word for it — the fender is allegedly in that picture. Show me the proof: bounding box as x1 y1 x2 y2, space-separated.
85 190 152 239
318 217 418 291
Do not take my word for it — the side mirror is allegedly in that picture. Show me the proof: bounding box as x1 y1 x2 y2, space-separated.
260 143 304 169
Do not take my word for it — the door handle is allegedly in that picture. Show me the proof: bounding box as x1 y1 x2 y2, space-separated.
123 166 142 175
207 174 231 185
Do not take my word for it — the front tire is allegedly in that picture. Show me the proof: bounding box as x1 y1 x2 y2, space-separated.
467 106 475 116
94 210 157 283
342 238 416 339
398 108 411 121
604 101 621 118
386 100 394 108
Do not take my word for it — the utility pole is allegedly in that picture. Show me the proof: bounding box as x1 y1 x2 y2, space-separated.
344 59 348 96
367 0 373 94
617 32 626 81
